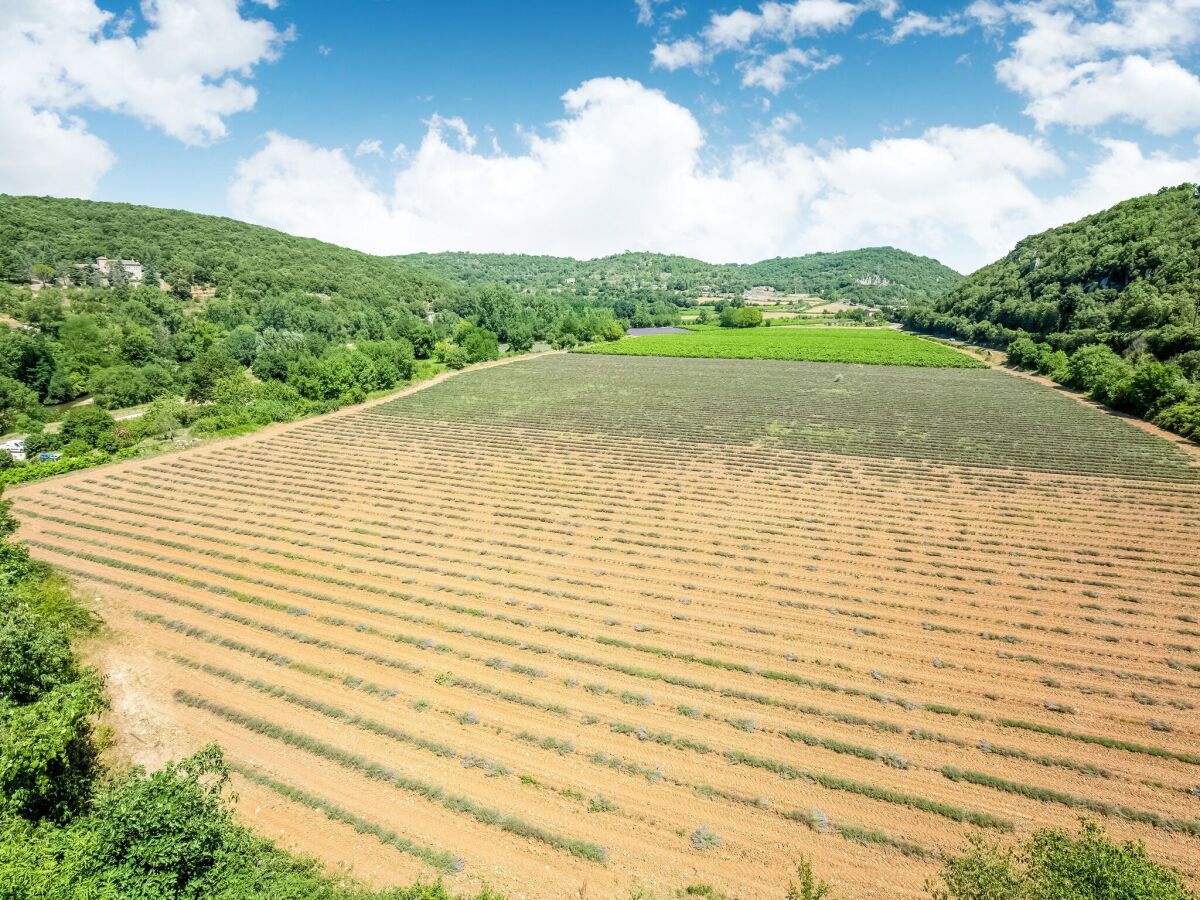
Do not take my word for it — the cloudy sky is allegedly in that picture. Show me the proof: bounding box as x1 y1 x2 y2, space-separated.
3 1 1200 272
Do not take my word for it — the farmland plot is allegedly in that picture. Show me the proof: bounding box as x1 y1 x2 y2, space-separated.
9 353 1200 899
575 324 988 367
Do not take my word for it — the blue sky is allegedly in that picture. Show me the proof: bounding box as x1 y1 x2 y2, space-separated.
4 1 1200 271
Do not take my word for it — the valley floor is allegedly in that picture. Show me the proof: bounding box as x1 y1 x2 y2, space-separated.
11 354 1200 898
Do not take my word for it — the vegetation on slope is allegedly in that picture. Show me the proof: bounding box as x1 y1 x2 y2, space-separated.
903 184 1200 442
400 247 962 308
0 197 632 482
0 196 456 306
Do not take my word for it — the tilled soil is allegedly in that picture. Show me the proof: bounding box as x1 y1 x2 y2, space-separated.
11 355 1200 899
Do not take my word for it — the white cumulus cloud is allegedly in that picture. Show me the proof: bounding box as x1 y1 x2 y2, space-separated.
228 77 1200 273
0 0 288 196
740 47 840 92
354 138 384 157
654 0 878 89
889 11 969 42
989 0 1200 134
652 38 709 70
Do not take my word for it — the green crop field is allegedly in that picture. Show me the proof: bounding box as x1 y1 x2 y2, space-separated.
574 325 985 368
380 355 1198 479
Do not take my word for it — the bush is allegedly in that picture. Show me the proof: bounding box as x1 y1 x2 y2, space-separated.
1005 336 1044 370
1122 360 1189 416
80 745 236 895
1154 398 1200 441
719 306 764 328
787 858 833 900
442 345 470 370
0 674 105 822
461 326 500 363
1065 344 1132 405
58 406 117 451
0 376 39 435
690 825 722 850
928 821 1194 900
506 323 535 352
0 604 78 704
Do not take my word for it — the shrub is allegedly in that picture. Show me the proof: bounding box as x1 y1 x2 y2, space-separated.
928 833 1025 900
461 326 500 363
690 825 722 851
0 604 78 703
0 674 105 821
928 821 1194 900
442 344 470 370
1065 344 1132 405
1005 335 1047 370
719 306 764 328
588 795 617 813
58 406 118 451
1154 397 1200 441
81 745 236 893
787 858 833 900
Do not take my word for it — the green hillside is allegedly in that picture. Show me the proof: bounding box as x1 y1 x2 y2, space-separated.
399 246 962 307
0 194 453 305
0 197 620 481
0 196 472 446
904 184 1200 442
0 197 636 457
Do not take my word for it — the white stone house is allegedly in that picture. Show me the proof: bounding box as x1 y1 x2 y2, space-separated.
94 257 146 282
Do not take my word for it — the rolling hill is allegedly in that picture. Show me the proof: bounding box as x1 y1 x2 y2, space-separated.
0 194 455 305
399 246 962 307
910 184 1200 354
904 184 1200 441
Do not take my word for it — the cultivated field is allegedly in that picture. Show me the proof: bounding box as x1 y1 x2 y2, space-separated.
575 325 987 367
10 354 1200 899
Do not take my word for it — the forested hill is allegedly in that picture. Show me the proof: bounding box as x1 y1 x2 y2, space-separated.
0 196 632 446
399 246 962 306
911 184 1200 351
0 194 453 305
904 184 1200 443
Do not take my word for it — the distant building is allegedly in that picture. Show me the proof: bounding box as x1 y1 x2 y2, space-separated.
742 286 779 304
95 257 145 282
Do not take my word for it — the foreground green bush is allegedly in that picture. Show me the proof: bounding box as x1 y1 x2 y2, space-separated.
0 744 502 900
929 821 1195 900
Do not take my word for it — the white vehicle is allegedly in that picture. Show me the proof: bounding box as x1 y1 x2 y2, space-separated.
2 439 26 462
